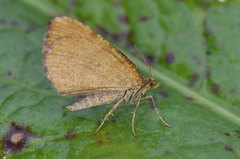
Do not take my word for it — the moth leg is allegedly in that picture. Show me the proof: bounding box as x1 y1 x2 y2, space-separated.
142 95 171 127
132 95 142 136
94 98 124 134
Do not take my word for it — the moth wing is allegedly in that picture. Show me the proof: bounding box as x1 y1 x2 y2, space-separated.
43 17 142 95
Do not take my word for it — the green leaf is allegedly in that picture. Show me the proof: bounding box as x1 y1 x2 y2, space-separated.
1 0 240 158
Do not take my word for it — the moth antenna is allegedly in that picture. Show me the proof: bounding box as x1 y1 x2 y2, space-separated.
134 45 152 78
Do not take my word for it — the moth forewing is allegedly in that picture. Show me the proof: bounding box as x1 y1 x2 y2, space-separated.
43 16 170 136
43 16 142 96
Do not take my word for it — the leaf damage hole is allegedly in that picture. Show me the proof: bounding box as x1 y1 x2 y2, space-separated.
111 32 128 43
208 138 214 142
117 14 128 24
97 120 102 126
203 23 213 37
7 71 12 76
96 26 110 38
2 123 32 154
164 150 169 154
188 73 199 87
110 119 116 124
201 2 210 10
0 18 6 25
64 130 77 140
159 91 168 98
145 55 157 66
1 84 8 89
97 140 103 146
11 20 18 27
62 111 68 117
206 50 211 56
224 132 230 136
211 83 220 94
205 69 211 78
184 96 194 101
124 31 137 54
25 26 35 34
192 56 202 66
236 130 240 135
68 0 76 7
113 1 121 8
225 145 234 152
139 16 149 22
165 52 175 64
229 88 236 94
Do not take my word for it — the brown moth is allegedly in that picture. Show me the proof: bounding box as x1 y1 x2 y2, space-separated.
43 16 170 136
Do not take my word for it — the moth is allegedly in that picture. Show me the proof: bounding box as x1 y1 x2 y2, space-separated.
43 16 170 136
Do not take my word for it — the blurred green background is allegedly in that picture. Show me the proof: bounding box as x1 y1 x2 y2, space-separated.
0 0 240 158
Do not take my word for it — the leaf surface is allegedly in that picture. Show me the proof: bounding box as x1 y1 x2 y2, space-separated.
0 0 240 158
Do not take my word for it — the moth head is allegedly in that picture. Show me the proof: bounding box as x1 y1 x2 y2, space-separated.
149 77 160 89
